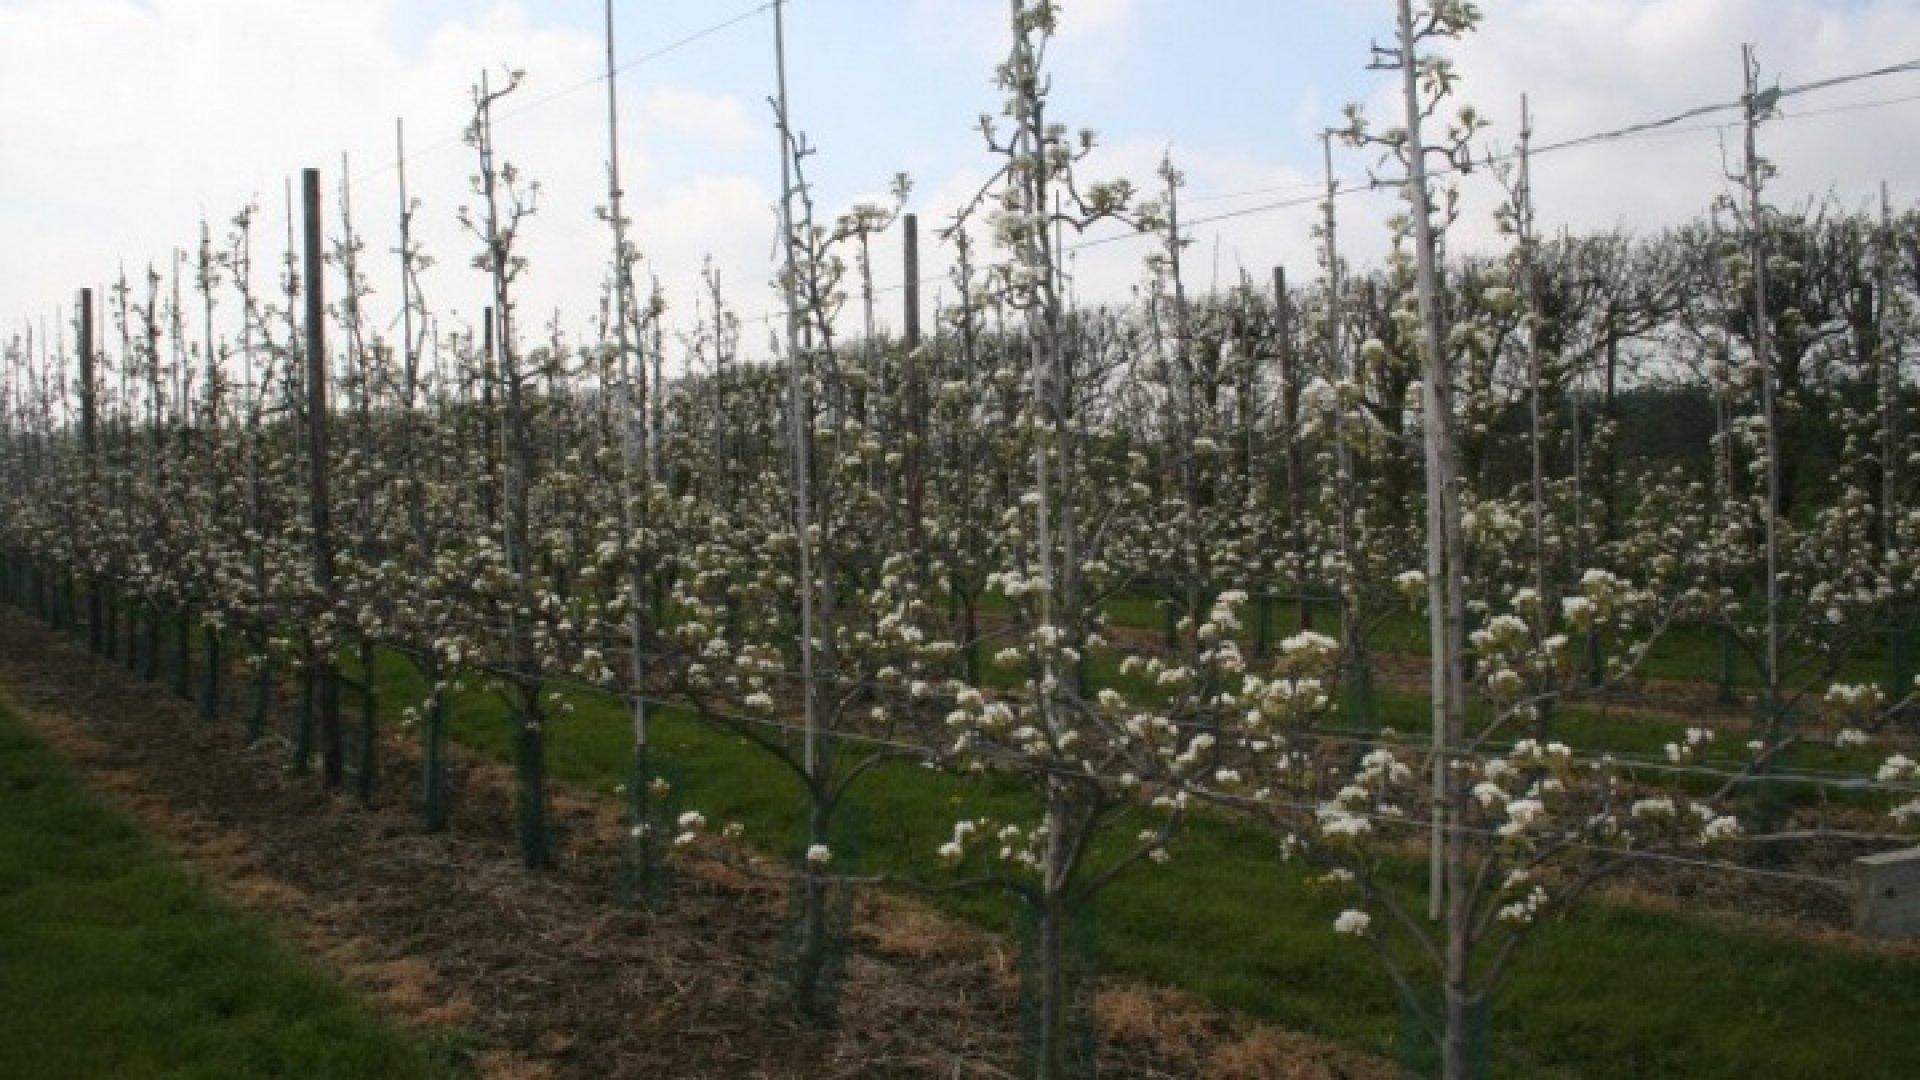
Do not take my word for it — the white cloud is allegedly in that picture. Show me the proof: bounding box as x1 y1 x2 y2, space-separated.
1 0 1910 374
641 87 755 151
634 174 776 351
1434 0 1920 251
0 0 789 367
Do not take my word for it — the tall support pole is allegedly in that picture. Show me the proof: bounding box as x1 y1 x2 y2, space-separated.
1708 211 1736 532
1006 0 1064 725
1879 180 1898 555
772 0 819 783
1567 227 1588 572
1741 45 1781 733
1517 95 1552 645
1161 157 1204 633
604 0 657 884
397 119 419 408
1515 93 1564 734
606 0 668 895
481 305 497 530
1321 133 1364 721
1391 0 1466 925
303 167 341 789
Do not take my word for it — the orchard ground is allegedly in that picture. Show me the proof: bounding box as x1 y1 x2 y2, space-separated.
5 605 1920 1077
0 609 1395 1079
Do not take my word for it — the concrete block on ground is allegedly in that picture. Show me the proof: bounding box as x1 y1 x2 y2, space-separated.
1853 847 1920 938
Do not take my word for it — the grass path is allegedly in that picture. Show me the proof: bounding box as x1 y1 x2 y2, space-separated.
0 703 456 1080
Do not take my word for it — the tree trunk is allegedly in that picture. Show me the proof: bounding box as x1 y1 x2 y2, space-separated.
101 586 118 662
291 667 315 774
1442 794 1477 1079
421 665 450 832
356 639 378 802
200 627 222 723
1033 895 1068 1080
791 797 834 1022
247 645 273 742
142 607 161 681
174 611 192 699
516 684 552 868
1029 778 1084 1080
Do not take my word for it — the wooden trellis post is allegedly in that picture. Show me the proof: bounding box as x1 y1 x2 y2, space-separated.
303 167 342 790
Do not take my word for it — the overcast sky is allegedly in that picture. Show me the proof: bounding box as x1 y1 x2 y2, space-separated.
3 0 1917 367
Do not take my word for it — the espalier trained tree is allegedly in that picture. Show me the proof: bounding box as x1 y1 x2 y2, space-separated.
1288 4 1733 1076
454 67 562 868
1338 0 1485 939
924 3 1214 1076
614 0 952 1020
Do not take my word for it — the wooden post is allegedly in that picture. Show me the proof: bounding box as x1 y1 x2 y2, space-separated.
1718 624 1738 706
903 212 928 585
1256 590 1273 658
903 212 922 348
1879 181 1898 552
1854 848 1920 938
1274 265 1310 632
78 287 102 655
481 306 497 529
303 167 342 790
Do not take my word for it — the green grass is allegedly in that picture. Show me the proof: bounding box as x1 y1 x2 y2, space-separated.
1087 587 1913 696
352 651 1920 1078
973 636 1885 807
1329 687 1889 809
0 705 463 1079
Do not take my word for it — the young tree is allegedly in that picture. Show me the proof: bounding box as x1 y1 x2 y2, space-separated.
458 68 557 867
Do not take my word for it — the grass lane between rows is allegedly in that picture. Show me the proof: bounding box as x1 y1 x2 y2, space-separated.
0 702 461 1080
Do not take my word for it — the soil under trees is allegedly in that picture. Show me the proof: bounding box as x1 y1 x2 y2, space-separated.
0 609 1391 1079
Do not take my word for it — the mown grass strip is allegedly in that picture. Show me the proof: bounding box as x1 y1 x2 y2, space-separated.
1070 587 1905 691
985 585 1904 716
0 704 462 1080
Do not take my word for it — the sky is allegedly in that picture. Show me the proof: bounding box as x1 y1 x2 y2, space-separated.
2 0 1917 370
